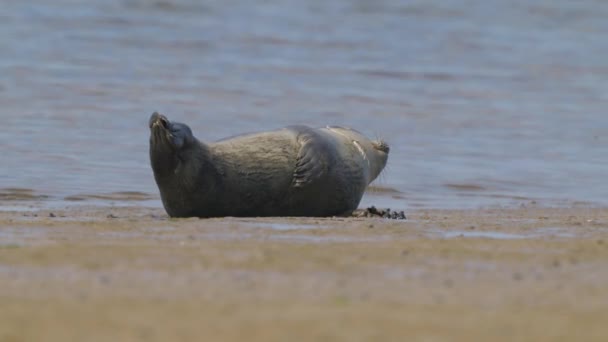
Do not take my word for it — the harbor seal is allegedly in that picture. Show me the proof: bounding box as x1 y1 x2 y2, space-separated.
149 112 389 218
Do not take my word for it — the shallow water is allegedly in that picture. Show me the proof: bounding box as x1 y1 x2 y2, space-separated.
431 228 578 240
1 0 607 211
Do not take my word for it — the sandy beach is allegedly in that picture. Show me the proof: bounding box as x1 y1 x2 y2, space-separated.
1 205 607 341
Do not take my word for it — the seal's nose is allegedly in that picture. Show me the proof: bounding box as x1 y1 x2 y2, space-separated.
149 112 169 129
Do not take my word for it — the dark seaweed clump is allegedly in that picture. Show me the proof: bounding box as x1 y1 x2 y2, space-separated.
353 206 406 220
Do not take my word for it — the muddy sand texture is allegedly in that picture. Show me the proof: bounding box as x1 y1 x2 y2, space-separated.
1 206 608 341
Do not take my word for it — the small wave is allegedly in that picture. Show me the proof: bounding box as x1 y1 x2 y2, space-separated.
64 191 156 202
123 0 211 13
0 188 50 201
443 183 486 191
359 69 457 81
485 194 534 201
366 185 403 194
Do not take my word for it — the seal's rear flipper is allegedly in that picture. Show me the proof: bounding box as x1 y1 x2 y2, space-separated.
372 140 390 154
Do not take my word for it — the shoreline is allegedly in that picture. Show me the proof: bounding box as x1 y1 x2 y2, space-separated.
1 206 608 341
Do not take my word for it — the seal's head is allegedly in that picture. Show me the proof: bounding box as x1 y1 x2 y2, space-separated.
149 112 197 178
149 112 195 149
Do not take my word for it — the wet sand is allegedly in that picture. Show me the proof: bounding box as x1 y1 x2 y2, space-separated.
1 206 608 341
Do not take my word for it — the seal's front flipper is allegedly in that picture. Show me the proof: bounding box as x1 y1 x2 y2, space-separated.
289 126 330 189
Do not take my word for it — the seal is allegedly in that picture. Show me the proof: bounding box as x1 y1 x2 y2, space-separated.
149 112 389 218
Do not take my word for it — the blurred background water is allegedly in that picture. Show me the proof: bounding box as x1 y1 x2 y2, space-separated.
1 0 607 211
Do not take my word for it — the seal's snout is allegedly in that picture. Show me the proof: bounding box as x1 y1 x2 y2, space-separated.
149 112 170 130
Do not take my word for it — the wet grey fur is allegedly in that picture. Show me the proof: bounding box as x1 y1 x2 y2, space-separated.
149 112 389 218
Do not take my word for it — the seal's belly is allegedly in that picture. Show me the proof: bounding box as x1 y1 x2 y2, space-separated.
207 127 371 217
209 131 299 216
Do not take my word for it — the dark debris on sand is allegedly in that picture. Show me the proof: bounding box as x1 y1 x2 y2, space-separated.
352 206 406 220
